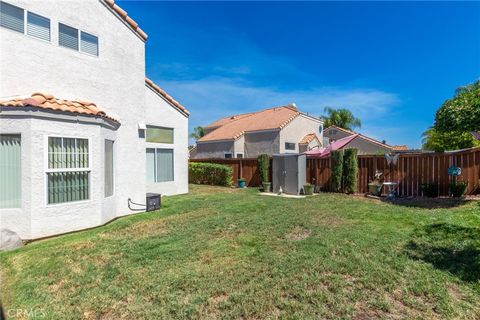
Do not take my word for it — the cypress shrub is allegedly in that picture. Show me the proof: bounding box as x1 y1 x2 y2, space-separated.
189 162 233 186
257 154 270 182
331 150 344 192
343 148 358 194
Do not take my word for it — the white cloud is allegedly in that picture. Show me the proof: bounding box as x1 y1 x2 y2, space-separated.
157 76 400 129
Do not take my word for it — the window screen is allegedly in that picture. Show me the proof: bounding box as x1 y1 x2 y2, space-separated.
27 11 50 41
146 148 174 183
0 1 24 33
0 134 21 208
285 142 296 150
146 126 174 144
104 140 114 197
80 31 98 56
59 23 78 50
47 137 89 204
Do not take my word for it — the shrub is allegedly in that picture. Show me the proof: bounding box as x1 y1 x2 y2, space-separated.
449 181 468 197
421 183 439 198
257 154 270 183
331 150 344 192
189 162 233 186
343 148 358 194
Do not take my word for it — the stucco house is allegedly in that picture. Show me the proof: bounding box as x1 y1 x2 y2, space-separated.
323 125 405 155
192 104 324 159
0 0 189 240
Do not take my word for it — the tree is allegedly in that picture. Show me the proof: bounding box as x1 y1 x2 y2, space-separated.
323 107 362 131
189 126 205 140
423 81 480 151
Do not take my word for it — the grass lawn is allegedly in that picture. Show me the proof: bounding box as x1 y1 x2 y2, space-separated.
1 185 479 319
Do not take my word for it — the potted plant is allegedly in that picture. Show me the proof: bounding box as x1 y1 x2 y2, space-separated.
258 154 270 192
449 181 467 197
303 183 314 195
238 178 246 188
367 170 383 196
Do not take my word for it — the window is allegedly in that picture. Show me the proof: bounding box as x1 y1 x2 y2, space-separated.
47 137 89 204
319 125 323 134
285 142 296 151
146 126 174 144
224 153 233 159
104 140 114 197
0 134 21 208
27 11 50 41
80 31 98 56
236 153 243 158
146 148 174 183
59 23 78 50
0 1 24 33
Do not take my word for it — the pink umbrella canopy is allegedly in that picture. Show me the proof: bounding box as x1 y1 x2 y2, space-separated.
305 134 359 157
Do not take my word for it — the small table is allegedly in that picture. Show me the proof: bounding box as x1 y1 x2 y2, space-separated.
383 182 398 199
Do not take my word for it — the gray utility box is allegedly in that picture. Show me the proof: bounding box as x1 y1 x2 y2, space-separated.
146 193 161 211
272 154 306 195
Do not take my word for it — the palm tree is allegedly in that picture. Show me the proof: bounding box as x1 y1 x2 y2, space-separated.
190 126 205 140
323 107 362 131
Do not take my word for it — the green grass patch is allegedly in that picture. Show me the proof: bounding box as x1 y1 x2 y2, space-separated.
1 185 479 319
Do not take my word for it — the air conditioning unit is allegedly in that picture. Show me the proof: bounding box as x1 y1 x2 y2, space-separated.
146 193 161 211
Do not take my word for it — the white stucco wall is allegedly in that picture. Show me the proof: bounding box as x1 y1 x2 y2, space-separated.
0 0 189 239
145 86 188 196
279 114 323 153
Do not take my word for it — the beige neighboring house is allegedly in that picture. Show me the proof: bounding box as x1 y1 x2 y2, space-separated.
323 125 406 155
192 104 324 159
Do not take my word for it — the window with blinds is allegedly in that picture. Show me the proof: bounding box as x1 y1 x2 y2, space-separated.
104 140 114 197
80 31 98 56
146 148 174 183
0 1 24 33
47 137 89 204
146 126 174 144
27 11 50 41
58 23 78 51
0 134 21 208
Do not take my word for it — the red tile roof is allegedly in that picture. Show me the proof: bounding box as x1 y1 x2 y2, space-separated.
0 93 118 123
324 125 393 150
199 105 300 142
103 0 148 41
392 145 408 151
299 133 319 144
145 78 190 116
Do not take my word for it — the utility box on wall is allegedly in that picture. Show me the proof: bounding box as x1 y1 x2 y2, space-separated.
272 154 306 195
146 193 161 211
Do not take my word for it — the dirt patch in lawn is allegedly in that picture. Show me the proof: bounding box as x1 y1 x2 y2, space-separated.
100 219 169 239
285 226 312 241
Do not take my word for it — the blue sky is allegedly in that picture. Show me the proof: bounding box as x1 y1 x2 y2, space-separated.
119 1 480 148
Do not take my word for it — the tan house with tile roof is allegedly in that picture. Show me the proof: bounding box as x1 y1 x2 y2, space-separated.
323 125 404 155
0 0 189 240
193 104 324 159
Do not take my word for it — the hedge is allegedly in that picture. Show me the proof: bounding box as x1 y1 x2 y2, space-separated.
257 154 270 183
189 162 233 187
342 148 358 194
331 150 344 192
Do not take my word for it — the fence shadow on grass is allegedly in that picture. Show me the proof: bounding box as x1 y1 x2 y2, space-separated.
385 197 473 209
405 223 480 282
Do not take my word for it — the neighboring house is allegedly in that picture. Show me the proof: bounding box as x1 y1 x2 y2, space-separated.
472 131 480 141
0 0 189 240
193 104 324 159
323 125 399 155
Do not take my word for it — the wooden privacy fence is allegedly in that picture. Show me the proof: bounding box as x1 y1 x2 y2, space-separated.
191 147 480 196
